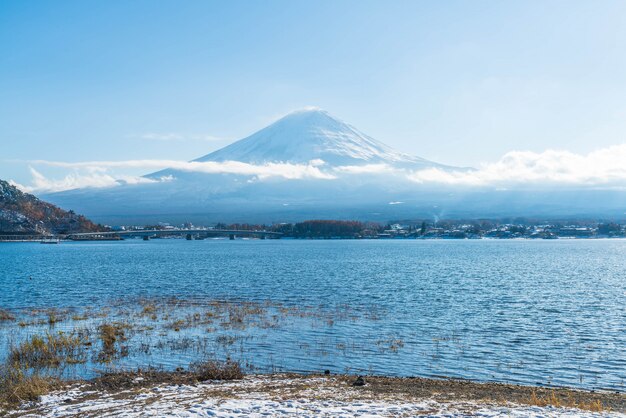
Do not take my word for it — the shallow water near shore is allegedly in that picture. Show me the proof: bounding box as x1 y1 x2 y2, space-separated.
1 239 625 391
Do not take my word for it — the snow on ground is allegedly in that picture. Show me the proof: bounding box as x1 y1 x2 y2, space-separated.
13 376 623 418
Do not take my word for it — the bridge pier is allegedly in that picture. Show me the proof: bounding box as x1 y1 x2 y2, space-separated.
229 234 235 240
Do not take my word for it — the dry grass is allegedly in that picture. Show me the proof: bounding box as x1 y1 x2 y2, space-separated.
376 337 405 353
529 390 561 407
578 399 604 412
0 363 59 407
47 312 61 325
164 311 217 331
99 324 119 350
4 298 616 414
97 323 129 361
166 318 191 332
0 308 15 322
528 390 604 412
9 332 85 369
191 359 244 381
140 303 157 316
216 335 238 346
218 303 267 329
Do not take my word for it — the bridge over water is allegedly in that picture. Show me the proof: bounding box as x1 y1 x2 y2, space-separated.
65 229 283 240
0 229 282 242
0 234 57 242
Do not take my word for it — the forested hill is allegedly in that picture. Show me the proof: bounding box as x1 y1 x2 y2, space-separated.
0 179 104 235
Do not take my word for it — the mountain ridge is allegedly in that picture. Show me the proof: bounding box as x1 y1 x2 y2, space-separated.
0 179 103 234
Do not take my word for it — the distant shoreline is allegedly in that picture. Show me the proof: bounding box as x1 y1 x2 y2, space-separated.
3 236 626 242
2 218 626 241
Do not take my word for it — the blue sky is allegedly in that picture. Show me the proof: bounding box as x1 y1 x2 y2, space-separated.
2 0 626 190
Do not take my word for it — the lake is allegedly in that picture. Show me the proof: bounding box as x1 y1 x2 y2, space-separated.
1 238 625 391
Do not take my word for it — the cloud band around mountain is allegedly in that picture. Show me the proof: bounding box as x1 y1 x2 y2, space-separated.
10 143 626 193
12 160 336 193
407 144 626 187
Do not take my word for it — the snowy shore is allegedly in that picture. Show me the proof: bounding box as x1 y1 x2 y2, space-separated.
8 374 624 417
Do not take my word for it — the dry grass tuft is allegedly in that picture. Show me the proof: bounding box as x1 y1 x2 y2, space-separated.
100 324 121 351
47 312 61 325
141 303 157 316
529 390 561 407
9 332 85 369
0 308 15 322
191 359 244 381
578 399 604 412
376 337 405 353
97 323 129 362
167 319 189 332
528 390 604 412
0 363 59 407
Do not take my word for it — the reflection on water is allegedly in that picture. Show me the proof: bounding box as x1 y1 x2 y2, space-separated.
1 239 625 391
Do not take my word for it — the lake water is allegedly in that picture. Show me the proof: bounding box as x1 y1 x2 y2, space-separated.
1 239 625 391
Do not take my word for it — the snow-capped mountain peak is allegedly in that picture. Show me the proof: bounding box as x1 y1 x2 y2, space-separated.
194 108 434 167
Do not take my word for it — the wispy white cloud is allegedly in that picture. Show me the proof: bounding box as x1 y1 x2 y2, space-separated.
12 167 160 193
17 159 335 193
407 144 626 186
28 159 335 180
169 160 335 180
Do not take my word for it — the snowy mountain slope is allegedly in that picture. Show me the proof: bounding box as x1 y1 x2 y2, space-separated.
196 108 430 165
148 109 456 182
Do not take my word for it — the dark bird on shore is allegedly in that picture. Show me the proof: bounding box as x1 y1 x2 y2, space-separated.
352 376 365 386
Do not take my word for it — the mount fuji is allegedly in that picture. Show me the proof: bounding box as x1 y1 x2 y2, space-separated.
43 109 459 224
147 108 457 181
186 108 446 167
43 109 626 224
